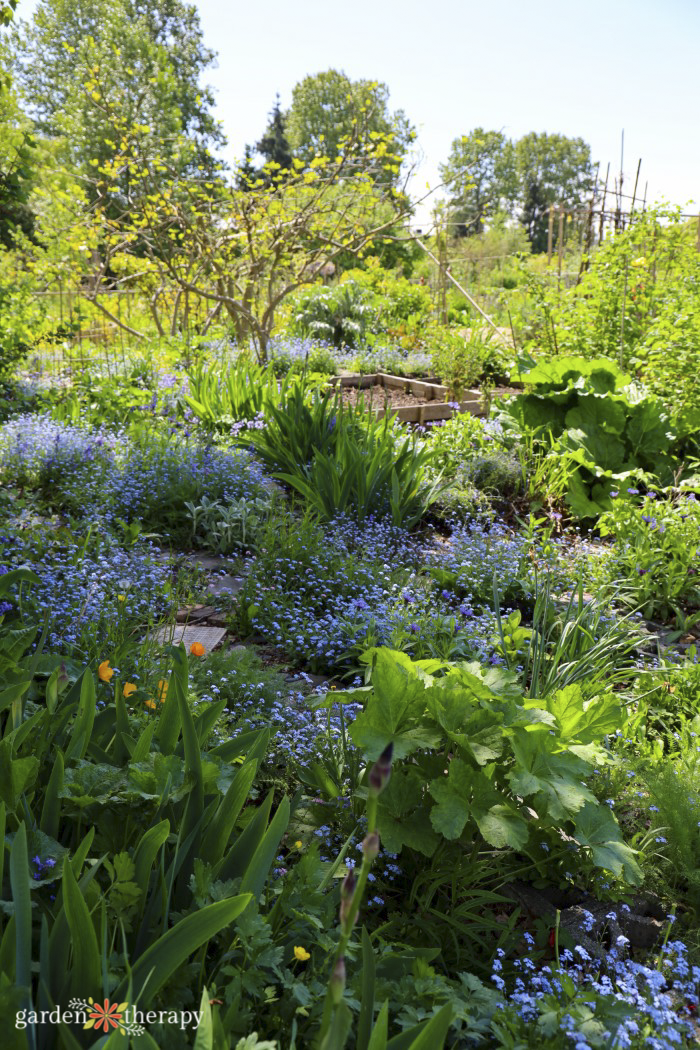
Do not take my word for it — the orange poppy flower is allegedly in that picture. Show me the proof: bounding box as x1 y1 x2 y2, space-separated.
122 682 137 698
98 660 114 683
190 642 206 657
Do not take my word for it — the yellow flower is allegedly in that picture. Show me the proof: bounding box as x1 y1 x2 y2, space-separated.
117 594 126 603
98 660 114 683
144 698 156 711
122 683 137 698
190 642 206 657
294 840 302 849
293 946 310 962
157 679 168 702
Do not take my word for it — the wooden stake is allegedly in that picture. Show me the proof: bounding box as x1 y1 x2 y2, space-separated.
599 163 610 243
557 207 565 287
547 206 554 264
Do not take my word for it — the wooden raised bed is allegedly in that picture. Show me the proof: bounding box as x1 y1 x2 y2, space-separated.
327 373 487 423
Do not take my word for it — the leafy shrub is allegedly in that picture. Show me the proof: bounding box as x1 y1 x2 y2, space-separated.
290 280 377 348
596 490 700 626
501 356 675 518
0 620 290 1036
337 648 639 883
243 382 345 475
279 416 446 528
493 575 640 697
466 448 522 498
429 413 500 474
185 494 273 554
431 327 505 395
0 250 47 376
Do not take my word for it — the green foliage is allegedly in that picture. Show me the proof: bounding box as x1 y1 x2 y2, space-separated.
291 280 378 349
440 128 593 248
637 757 700 920
0 251 47 376
440 128 517 236
183 357 285 428
501 355 674 518
493 574 640 697
285 69 414 182
431 327 505 394
514 132 594 250
596 491 700 626
518 208 700 415
0 605 296 1025
243 382 344 475
12 0 222 174
278 417 445 529
185 494 273 555
336 648 639 883
428 413 495 473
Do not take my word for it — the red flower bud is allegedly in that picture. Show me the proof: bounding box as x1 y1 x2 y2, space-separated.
368 742 393 795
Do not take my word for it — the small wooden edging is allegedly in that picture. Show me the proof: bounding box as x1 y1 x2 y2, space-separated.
327 373 487 423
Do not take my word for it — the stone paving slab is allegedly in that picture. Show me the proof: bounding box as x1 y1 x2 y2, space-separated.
150 624 227 651
176 605 216 623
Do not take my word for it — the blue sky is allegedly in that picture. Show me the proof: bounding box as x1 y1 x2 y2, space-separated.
16 0 700 223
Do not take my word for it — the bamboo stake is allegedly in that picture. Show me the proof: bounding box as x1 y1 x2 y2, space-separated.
598 163 610 243
547 206 554 264
414 238 500 335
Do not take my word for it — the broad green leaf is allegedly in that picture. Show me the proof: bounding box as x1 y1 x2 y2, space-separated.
240 796 290 901
0 740 39 810
475 804 529 850
429 759 473 840
573 801 642 883
10 823 31 1004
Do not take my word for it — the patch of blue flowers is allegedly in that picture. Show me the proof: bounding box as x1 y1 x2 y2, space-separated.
495 935 699 1048
0 526 172 653
243 514 520 673
0 414 271 539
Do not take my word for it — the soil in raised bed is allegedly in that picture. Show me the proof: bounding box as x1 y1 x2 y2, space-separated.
337 384 436 409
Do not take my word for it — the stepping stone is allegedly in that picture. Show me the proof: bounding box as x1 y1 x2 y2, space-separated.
150 624 227 651
176 605 216 623
207 575 245 597
187 554 232 570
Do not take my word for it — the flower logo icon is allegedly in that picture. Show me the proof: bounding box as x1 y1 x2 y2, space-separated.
86 999 126 1033
68 997 145 1036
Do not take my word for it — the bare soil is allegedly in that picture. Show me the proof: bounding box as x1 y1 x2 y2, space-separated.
338 384 432 409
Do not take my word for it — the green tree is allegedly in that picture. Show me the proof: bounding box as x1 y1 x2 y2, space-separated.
61 79 411 358
256 94 292 173
515 132 594 251
11 0 222 177
439 128 517 236
0 41 37 249
286 69 413 182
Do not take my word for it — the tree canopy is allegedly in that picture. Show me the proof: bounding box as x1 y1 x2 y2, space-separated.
441 127 595 247
285 70 414 182
10 0 222 179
